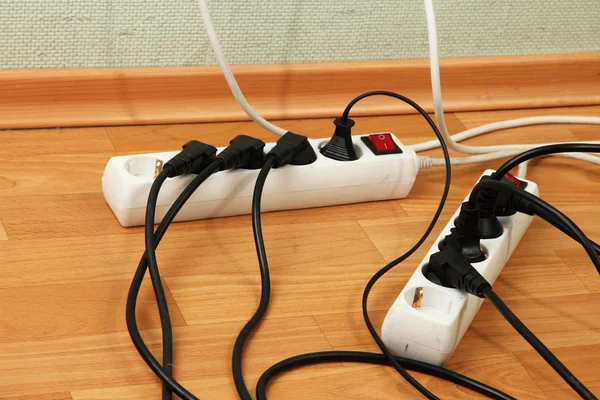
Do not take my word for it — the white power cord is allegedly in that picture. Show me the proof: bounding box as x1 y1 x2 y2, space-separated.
196 0 287 137
415 0 600 172
419 150 600 168
410 116 600 153
517 161 529 179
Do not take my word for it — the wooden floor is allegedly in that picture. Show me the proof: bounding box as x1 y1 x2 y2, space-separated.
2 105 600 400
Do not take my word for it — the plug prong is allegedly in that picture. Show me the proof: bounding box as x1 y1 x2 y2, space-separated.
154 159 164 179
412 287 424 309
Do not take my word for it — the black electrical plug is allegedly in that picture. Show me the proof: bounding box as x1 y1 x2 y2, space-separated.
267 131 317 167
217 135 266 170
425 247 491 298
480 173 528 216
320 117 358 161
439 202 486 263
163 140 218 178
475 188 504 239
476 172 529 237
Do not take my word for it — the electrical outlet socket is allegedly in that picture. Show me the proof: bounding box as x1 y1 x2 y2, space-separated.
381 170 539 366
102 134 419 227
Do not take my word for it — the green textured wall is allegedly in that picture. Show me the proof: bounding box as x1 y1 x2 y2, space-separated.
2 0 599 69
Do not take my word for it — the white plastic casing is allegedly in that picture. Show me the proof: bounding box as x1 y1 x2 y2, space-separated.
102 134 419 227
381 170 539 366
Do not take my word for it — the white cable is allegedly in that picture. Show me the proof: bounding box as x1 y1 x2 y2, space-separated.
410 116 600 153
421 149 600 167
517 161 529 178
196 0 287 136
423 0 454 149
416 0 600 164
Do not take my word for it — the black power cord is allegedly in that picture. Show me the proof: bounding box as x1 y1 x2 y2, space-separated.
232 133 315 400
144 170 174 400
256 351 515 400
232 157 274 399
237 92 519 400
481 286 597 400
142 140 218 400
127 135 268 400
491 143 600 180
343 91 451 399
127 160 221 400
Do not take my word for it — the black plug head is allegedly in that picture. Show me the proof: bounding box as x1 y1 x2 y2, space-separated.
267 132 317 168
478 217 503 240
440 228 486 263
163 140 217 177
439 202 486 263
217 135 266 170
480 174 528 216
290 145 318 165
425 249 491 298
319 117 358 161
476 188 504 239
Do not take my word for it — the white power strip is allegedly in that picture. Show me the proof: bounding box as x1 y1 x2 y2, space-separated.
102 133 419 227
381 170 539 366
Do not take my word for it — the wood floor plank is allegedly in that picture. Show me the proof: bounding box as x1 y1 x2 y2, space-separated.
0 278 186 342
166 260 403 325
0 154 109 197
164 220 399 324
2 393 73 400
69 365 437 400
70 359 546 400
490 248 590 300
556 247 600 292
1 219 384 290
0 317 330 399
0 193 124 239
514 343 600 399
0 127 114 157
461 294 600 356
313 310 388 352
1 234 149 289
0 218 7 241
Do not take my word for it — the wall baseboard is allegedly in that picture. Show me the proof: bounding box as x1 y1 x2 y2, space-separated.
1 53 599 130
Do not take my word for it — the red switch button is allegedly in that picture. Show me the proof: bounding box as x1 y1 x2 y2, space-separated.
369 133 395 152
504 172 526 188
362 133 402 155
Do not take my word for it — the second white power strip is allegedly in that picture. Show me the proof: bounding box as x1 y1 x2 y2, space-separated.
102 133 419 227
381 170 539 366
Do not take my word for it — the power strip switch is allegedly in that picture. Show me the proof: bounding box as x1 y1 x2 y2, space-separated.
102 133 419 227
381 170 539 366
